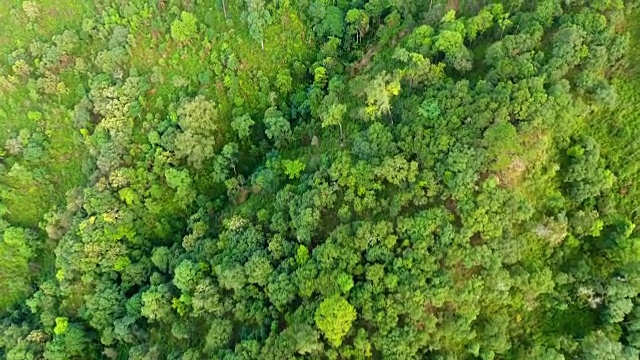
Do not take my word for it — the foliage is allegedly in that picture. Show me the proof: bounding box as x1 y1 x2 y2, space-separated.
171 12 198 43
315 295 357 347
174 96 221 169
1 1 640 359
282 159 305 179
0 227 34 309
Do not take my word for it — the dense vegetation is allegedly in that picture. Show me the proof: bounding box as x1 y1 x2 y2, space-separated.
1 0 640 359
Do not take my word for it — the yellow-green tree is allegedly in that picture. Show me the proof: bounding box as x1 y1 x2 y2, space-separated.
314 295 357 347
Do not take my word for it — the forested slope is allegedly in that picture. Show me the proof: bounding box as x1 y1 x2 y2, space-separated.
1 0 640 359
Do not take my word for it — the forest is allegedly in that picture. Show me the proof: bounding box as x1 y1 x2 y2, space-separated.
1 0 640 359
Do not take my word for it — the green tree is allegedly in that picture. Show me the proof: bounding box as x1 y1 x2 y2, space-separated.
174 96 220 169
245 0 271 50
320 101 347 139
173 260 199 293
346 9 370 44
244 251 273 286
314 295 357 347
83 282 125 340
171 12 198 43
264 107 292 149
53 317 68 335
282 159 305 180
44 325 91 359
563 136 614 204
141 284 174 322
0 227 33 309
580 331 638 360
231 115 254 140
164 168 196 208
205 318 232 352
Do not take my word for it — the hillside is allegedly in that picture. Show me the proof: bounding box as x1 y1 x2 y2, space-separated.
1 1 640 359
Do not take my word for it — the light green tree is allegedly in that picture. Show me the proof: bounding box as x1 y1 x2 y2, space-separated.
314 295 357 347
174 96 220 169
171 12 198 43
282 159 306 179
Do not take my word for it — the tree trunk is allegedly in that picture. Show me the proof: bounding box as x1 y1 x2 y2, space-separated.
221 0 227 19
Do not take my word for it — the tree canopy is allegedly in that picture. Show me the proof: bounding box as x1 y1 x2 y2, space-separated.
1 0 640 359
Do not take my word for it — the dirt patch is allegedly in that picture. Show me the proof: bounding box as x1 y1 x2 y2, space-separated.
235 187 250 204
350 45 378 75
444 198 463 227
497 158 527 188
470 232 484 246
349 29 409 75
